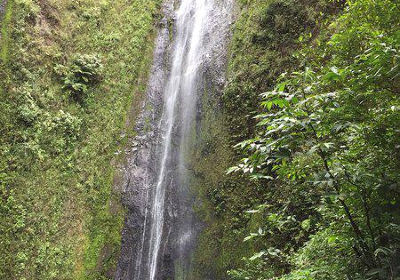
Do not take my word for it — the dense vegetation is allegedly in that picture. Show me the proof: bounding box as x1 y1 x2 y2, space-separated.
219 0 399 279
0 0 159 279
0 0 398 279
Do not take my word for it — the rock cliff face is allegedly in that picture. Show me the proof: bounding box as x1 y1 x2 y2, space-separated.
115 0 234 279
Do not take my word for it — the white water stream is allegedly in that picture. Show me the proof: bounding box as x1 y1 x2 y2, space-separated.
147 1 212 279
115 0 233 279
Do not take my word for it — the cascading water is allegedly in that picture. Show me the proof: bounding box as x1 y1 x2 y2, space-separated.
116 0 233 279
147 2 211 279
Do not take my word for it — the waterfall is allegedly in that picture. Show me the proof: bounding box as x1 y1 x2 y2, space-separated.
116 0 233 279
147 2 211 279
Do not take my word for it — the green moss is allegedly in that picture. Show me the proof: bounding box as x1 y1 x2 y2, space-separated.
181 78 259 279
189 0 344 279
0 0 161 278
1 0 13 62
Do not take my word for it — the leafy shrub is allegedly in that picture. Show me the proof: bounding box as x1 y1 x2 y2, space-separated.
17 89 41 126
279 229 359 280
39 110 82 154
55 54 103 102
16 110 82 161
227 0 399 279
228 257 274 280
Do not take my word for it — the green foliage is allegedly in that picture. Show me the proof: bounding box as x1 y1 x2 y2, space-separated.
228 257 274 280
55 54 103 102
192 0 345 278
253 0 315 48
0 0 13 61
279 229 360 280
223 0 341 142
228 0 400 278
0 0 160 279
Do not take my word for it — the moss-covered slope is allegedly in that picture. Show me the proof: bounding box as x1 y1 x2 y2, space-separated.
0 0 160 279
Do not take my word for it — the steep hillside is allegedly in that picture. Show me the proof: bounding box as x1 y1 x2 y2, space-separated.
0 0 160 279
192 0 399 279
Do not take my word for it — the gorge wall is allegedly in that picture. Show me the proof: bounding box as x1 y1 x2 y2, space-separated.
2 0 398 279
115 0 234 279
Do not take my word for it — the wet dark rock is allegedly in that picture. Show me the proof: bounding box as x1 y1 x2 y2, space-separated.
115 0 234 279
